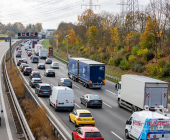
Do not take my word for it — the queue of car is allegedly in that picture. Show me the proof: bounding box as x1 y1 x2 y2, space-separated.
16 40 104 140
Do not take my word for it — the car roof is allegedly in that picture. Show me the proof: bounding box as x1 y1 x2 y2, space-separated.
52 62 58 64
38 63 44 65
32 71 39 73
39 83 50 86
32 78 41 80
86 94 99 97
80 126 100 132
18 59 23 61
76 109 91 113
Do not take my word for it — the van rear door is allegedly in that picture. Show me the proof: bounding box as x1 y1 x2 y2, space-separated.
57 90 66 106
65 90 74 107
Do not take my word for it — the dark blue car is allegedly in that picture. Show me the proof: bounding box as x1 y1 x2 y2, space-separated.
16 53 21 57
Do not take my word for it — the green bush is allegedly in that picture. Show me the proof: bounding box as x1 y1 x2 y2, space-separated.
161 68 170 77
113 57 123 66
157 59 166 68
120 59 129 70
137 48 148 56
119 48 126 54
133 64 145 73
109 57 114 65
126 53 131 60
149 65 156 75
128 55 135 63
143 50 154 62
117 44 122 51
132 46 139 55
90 54 95 60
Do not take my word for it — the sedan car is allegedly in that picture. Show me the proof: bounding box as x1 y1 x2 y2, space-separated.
22 58 27 64
29 78 42 88
17 50 22 55
69 109 95 127
17 59 24 66
44 69 55 77
27 52 32 56
16 53 21 57
72 127 104 140
45 58 52 64
58 78 72 88
37 63 45 69
80 94 102 108
51 62 59 69
35 83 52 97
23 67 32 75
29 71 41 79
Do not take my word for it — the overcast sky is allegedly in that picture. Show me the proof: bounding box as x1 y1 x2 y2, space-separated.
0 0 150 29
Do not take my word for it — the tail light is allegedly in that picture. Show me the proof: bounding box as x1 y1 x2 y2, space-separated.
56 100 58 106
73 100 75 106
92 117 95 120
101 138 104 140
38 75 40 76
71 82 72 84
89 100 93 102
99 100 102 103
31 74 33 76
39 90 42 91
49 90 52 91
62 82 64 85
77 118 81 121
147 133 150 140
24 70 26 72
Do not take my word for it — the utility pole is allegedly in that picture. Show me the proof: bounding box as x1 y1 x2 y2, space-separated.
65 35 69 61
9 38 12 69
81 0 100 10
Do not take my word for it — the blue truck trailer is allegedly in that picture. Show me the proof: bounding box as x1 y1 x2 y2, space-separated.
68 58 105 88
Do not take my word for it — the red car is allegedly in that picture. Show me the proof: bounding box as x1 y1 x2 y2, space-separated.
28 52 32 56
72 126 104 140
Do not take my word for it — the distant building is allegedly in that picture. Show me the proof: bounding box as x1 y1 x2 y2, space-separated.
46 29 55 36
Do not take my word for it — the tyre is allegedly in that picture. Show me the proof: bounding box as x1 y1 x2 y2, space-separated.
72 134 74 140
69 116 71 122
53 74 55 77
83 82 86 87
0 118 1 126
85 83 88 88
86 102 88 108
74 121 77 127
125 129 129 139
80 100 82 104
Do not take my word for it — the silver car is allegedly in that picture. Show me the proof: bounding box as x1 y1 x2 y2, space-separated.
58 78 72 88
51 62 59 69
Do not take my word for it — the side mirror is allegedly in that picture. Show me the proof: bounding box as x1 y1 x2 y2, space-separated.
126 120 129 124
1 110 3 113
115 84 118 90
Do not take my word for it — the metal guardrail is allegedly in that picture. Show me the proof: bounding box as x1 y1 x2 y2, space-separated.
4 41 35 140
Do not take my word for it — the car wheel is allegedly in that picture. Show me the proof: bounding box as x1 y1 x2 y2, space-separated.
99 106 102 108
86 102 88 108
31 85 33 88
72 134 74 140
54 74 55 77
74 121 77 127
125 129 130 139
38 94 40 97
69 116 71 122
0 118 1 126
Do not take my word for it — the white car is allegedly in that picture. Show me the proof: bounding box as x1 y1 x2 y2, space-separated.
22 58 27 64
51 62 59 69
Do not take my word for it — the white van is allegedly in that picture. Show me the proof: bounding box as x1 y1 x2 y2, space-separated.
49 86 75 111
25 45 29 50
125 111 170 140
0 105 3 126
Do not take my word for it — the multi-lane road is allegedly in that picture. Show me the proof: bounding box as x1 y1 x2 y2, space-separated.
14 41 170 140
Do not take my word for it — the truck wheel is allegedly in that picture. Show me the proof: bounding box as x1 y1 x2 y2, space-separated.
72 134 74 140
83 82 86 87
118 99 121 108
85 83 88 88
125 129 129 139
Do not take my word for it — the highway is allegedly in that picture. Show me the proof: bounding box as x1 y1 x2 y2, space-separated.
0 40 21 140
15 41 170 140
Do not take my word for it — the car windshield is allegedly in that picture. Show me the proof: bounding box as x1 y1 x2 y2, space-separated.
33 80 41 83
48 70 54 72
40 86 51 90
64 79 71 82
19 60 23 62
53 63 58 66
79 113 92 117
85 132 101 137
89 95 100 100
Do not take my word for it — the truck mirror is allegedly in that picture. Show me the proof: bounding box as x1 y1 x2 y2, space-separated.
126 120 129 124
115 84 117 90
1 110 3 113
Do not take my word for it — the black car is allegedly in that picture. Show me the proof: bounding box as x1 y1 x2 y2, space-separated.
45 58 52 64
23 67 32 75
31 56 39 63
17 59 24 66
16 53 21 57
44 69 55 77
29 71 41 79
80 94 102 108
29 78 42 88
35 83 52 97
37 63 45 69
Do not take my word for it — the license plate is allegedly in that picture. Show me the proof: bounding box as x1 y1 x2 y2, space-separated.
28 70 30 72
84 119 89 121
94 101 98 103
43 92 48 93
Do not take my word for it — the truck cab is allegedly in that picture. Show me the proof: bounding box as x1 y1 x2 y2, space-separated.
115 81 121 98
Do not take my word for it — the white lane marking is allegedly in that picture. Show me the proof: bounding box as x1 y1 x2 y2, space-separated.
105 89 116 95
75 103 81 108
103 102 112 108
111 131 123 140
0 51 13 140
51 84 54 87
60 67 64 69
73 84 80 89
41 74 43 78
57 74 61 77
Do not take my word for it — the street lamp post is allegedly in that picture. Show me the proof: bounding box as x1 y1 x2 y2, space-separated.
65 35 69 61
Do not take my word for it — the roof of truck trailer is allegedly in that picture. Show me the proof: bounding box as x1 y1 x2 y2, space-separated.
133 111 169 119
123 74 167 83
80 60 105 65
71 58 90 61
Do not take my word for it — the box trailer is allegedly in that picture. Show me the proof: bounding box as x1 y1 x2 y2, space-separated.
116 75 169 113
39 48 48 59
34 44 43 56
68 58 105 88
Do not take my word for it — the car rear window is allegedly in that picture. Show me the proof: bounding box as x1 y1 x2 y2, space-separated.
33 72 40 75
64 79 71 82
89 96 100 100
34 80 41 83
40 86 51 90
79 113 92 117
53 63 58 66
19 60 23 62
26 68 31 70
48 70 54 72
85 132 101 137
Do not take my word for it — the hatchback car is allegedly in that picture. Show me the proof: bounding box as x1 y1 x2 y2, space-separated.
22 58 27 64
58 78 72 88
29 78 42 88
31 56 39 63
27 52 32 56
16 53 21 57
45 58 52 64
69 109 95 127
35 83 52 97
17 59 24 66
29 71 41 79
20 63 29 72
37 63 45 69
23 67 32 75
51 62 59 69
72 127 104 140
80 94 102 108
44 69 55 77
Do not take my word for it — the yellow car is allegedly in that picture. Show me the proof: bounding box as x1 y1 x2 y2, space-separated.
69 109 95 127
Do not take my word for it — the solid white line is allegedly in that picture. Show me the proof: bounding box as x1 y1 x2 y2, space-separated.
73 84 80 89
75 103 81 108
60 67 64 69
41 74 43 77
0 51 13 140
51 84 54 87
111 131 123 140
103 102 112 108
105 89 116 95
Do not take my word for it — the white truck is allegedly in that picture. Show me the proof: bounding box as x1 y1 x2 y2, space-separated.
0 105 3 126
116 75 169 113
125 110 170 140
39 48 48 59
34 44 43 56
